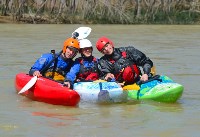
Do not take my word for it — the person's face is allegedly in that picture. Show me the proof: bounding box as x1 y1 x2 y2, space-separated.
81 47 92 57
64 47 78 58
101 43 113 55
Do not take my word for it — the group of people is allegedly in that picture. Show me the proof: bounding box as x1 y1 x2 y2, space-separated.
29 34 153 89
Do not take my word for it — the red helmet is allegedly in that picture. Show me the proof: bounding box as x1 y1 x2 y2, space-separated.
96 37 114 51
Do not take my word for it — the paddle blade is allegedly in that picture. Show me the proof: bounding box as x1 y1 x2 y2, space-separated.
18 76 37 94
72 27 92 40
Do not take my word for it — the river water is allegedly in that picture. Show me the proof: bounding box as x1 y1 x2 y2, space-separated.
0 24 200 137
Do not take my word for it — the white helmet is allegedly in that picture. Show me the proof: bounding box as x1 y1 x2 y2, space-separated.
79 39 92 49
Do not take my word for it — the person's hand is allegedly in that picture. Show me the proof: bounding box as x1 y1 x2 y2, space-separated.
140 74 148 81
33 71 42 77
76 79 80 82
64 82 71 88
118 82 125 87
104 73 115 81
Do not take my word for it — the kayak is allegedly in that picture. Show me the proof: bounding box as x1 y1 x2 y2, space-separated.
15 73 80 106
124 75 184 103
73 81 127 103
74 75 183 103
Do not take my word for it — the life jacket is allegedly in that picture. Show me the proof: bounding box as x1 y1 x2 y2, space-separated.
76 56 99 81
44 54 72 82
109 49 141 84
44 68 66 82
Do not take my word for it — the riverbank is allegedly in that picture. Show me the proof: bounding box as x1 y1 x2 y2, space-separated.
0 14 199 25
0 14 87 24
0 15 48 24
1 0 200 25
0 15 14 23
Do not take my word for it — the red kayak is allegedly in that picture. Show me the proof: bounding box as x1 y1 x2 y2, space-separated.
15 73 80 106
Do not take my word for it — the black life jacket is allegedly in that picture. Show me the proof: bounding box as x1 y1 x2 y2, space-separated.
108 48 141 83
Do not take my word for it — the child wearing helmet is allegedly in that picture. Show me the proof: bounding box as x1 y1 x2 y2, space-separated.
29 37 80 86
96 36 153 85
63 39 99 88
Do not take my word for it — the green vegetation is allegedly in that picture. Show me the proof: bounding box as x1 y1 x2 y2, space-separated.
0 0 200 24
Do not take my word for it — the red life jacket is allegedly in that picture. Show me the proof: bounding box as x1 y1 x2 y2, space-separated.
77 57 99 81
110 50 141 84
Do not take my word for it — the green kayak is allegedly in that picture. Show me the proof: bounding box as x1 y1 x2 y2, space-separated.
124 75 184 103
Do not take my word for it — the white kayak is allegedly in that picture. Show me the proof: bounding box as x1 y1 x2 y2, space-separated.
73 81 128 103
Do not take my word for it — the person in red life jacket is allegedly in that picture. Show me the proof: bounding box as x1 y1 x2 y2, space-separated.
64 39 99 88
96 36 153 85
29 37 80 87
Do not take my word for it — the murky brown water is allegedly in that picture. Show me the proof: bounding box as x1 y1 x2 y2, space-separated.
0 24 200 137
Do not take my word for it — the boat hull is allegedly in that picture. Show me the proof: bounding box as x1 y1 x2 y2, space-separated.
15 73 80 106
126 75 184 103
74 82 128 103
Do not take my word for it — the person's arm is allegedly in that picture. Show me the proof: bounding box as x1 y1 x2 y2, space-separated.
126 46 153 74
126 46 153 81
29 53 52 76
97 58 115 80
64 60 80 88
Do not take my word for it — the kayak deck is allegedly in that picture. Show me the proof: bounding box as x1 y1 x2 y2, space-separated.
125 75 184 103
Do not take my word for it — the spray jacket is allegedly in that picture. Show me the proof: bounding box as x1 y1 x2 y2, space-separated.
98 46 153 84
65 56 99 83
29 52 75 82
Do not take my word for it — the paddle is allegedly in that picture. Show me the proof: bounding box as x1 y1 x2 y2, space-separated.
72 27 92 40
18 51 62 94
18 27 92 94
18 76 37 94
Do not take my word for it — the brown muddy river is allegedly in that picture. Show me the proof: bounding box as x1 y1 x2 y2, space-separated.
0 24 200 137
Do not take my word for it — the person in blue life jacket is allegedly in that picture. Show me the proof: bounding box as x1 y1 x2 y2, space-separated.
29 37 80 87
96 36 153 86
63 39 99 88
